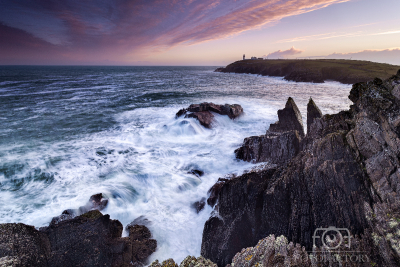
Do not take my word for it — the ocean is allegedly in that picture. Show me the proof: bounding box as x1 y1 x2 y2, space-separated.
0 66 352 263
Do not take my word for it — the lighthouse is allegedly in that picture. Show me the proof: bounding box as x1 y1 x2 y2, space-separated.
243 54 245 60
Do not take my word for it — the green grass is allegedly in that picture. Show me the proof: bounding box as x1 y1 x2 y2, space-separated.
223 59 400 84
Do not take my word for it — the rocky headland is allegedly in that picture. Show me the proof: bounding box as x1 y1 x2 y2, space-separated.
215 59 400 84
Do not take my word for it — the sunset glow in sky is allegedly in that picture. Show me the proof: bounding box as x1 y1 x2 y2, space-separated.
1 0 400 65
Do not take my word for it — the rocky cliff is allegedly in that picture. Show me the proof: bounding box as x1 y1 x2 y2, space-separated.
201 70 400 266
216 59 400 84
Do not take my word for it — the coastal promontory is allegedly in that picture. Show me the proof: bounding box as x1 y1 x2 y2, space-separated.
215 59 400 84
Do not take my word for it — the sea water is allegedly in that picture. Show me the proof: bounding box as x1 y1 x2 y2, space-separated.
0 66 352 263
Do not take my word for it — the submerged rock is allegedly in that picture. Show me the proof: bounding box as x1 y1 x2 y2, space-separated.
192 197 206 213
176 103 243 128
49 193 109 226
188 169 204 177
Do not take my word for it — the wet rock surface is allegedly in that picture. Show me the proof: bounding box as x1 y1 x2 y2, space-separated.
235 97 303 164
192 198 206 213
307 97 322 135
49 193 109 226
149 256 217 267
1 204 156 267
176 103 243 128
201 71 400 266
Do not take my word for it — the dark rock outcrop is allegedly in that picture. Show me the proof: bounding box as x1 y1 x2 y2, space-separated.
235 97 303 164
192 198 206 213
234 131 301 164
149 256 217 267
188 169 204 177
201 71 400 266
306 97 322 135
206 178 229 207
50 193 109 226
269 97 305 137
176 103 243 128
0 223 51 267
1 210 156 267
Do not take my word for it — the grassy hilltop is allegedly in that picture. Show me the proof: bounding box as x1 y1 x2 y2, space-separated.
216 59 400 84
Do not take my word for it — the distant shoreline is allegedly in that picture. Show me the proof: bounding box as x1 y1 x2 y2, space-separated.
215 59 400 84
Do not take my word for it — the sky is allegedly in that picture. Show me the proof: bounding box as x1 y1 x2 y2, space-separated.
0 0 400 66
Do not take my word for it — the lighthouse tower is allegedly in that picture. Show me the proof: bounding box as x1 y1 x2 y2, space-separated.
243 54 245 60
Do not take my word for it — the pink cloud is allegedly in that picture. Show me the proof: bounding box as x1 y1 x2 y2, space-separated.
0 0 351 64
263 47 304 59
325 48 400 65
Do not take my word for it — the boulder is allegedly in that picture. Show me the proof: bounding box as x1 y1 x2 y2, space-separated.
188 169 204 177
127 224 157 265
192 198 206 213
306 97 322 135
227 235 311 267
176 103 243 128
0 210 157 267
149 258 178 267
149 256 217 267
127 215 152 227
50 193 109 226
269 97 305 137
186 111 214 128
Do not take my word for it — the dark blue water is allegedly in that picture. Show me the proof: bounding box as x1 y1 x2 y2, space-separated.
0 66 352 263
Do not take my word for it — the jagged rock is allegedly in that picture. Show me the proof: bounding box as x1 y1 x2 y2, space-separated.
188 169 204 177
269 97 305 136
201 167 277 266
192 198 206 213
50 193 109 226
206 178 228 207
202 72 400 266
186 111 214 128
235 97 303 164
78 192 109 214
0 223 51 267
0 210 157 267
179 255 217 267
306 97 322 135
234 131 301 164
227 235 311 267
149 256 216 267
176 103 243 128
127 215 152 227
128 224 157 265
149 258 178 267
